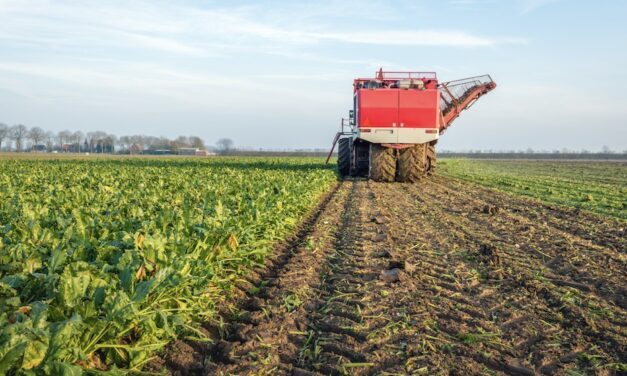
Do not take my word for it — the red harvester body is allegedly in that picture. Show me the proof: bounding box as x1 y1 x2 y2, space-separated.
327 69 496 182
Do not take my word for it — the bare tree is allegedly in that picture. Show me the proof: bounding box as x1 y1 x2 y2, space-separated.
0 123 8 151
216 138 234 154
57 130 72 151
144 136 160 150
87 131 108 153
174 135 190 150
45 131 55 151
96 133 114 153
130 135 144 152
0 123 209 155
28 126 46 151
10 124 28 152
189 136 205 149
158 137 170 149
118 135 131 153
72 131 84 152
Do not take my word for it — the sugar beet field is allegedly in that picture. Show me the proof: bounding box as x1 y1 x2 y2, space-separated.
0 157 625 375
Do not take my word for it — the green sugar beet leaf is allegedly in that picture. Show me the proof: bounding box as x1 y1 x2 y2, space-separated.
57 262 93 310
46 314 86 363
43 361 83 376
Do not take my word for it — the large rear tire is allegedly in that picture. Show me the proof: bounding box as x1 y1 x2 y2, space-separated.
338 138 351 178
369 144 396 182
426 143 436 176
397 143 427 183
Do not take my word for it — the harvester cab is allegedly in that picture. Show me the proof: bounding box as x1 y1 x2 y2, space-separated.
326 69 496 182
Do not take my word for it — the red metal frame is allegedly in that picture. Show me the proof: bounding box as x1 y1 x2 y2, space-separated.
354 69 441 131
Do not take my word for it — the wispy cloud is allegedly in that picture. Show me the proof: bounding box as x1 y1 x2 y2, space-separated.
316 30 523 47
519 0 562 14
448 0 562 15
0 0 524 57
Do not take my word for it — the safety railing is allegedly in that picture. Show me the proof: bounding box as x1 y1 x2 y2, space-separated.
377 71 437 80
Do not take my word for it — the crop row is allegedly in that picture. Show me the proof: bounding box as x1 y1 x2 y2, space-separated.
0 157 336 374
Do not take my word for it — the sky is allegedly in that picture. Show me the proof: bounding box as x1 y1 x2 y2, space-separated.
0 0 625 151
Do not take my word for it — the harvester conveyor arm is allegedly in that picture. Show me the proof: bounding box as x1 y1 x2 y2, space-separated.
439 76 496 133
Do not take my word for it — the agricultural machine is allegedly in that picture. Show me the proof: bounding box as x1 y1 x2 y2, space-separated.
326 69 496 182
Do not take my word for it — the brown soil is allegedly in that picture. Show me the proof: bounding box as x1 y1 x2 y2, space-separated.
160 177 627 375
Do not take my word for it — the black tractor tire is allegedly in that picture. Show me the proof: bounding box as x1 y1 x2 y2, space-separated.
397 143 427 183
338 138 351 178
426 143 436 175
369 144 396 182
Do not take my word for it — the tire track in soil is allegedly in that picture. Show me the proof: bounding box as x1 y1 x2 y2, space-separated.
297 179 372 375
298 180 410 375
366 181 513 374
161 181 347 375
389 179 625 374
426 177 626 308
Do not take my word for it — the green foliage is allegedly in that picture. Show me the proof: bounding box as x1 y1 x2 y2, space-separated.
0 157 335 373
439 159 626 219
283 294 302 313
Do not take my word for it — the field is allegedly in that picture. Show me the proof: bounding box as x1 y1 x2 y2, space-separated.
0 156 625 375
439 159 627 219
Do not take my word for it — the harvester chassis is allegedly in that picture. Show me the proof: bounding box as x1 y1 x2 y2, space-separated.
338 139 436 182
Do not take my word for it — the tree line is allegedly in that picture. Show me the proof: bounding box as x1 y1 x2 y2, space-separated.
0 123 236 154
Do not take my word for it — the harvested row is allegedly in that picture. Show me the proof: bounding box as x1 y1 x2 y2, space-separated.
394 180 626 373
184 177 625 375
433 175 626 252
425 176 625 306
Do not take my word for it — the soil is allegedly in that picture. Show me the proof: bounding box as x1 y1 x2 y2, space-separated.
160 176 626 375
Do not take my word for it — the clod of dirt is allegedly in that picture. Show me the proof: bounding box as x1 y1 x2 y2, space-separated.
504 359 535 376
244 297 264 311
478 244 501 265
292 367 317 376
372 233 388 242
209 340 235 364
302 301 318 312
388 260 404 269
380 268 401 283
372 215 387 224
482 204 499 215
164 340 205 372
372 250 392 258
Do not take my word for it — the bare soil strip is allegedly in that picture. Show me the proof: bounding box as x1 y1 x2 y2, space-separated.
164 177 626 375
434 175 626 252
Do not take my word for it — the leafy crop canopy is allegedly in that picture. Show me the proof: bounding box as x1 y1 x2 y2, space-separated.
0 157 336 373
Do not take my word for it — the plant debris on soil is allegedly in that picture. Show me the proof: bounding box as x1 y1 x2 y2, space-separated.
160 177 627 375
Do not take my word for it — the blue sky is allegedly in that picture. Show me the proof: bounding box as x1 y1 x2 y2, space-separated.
0 0 625 151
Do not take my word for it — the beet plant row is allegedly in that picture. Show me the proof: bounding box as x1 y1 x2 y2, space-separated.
0 157 336 374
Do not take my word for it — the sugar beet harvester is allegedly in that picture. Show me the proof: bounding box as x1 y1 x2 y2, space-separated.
326 69 496 182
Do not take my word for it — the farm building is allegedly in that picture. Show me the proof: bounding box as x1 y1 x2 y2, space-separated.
178 147 199 155
195 150 215 156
